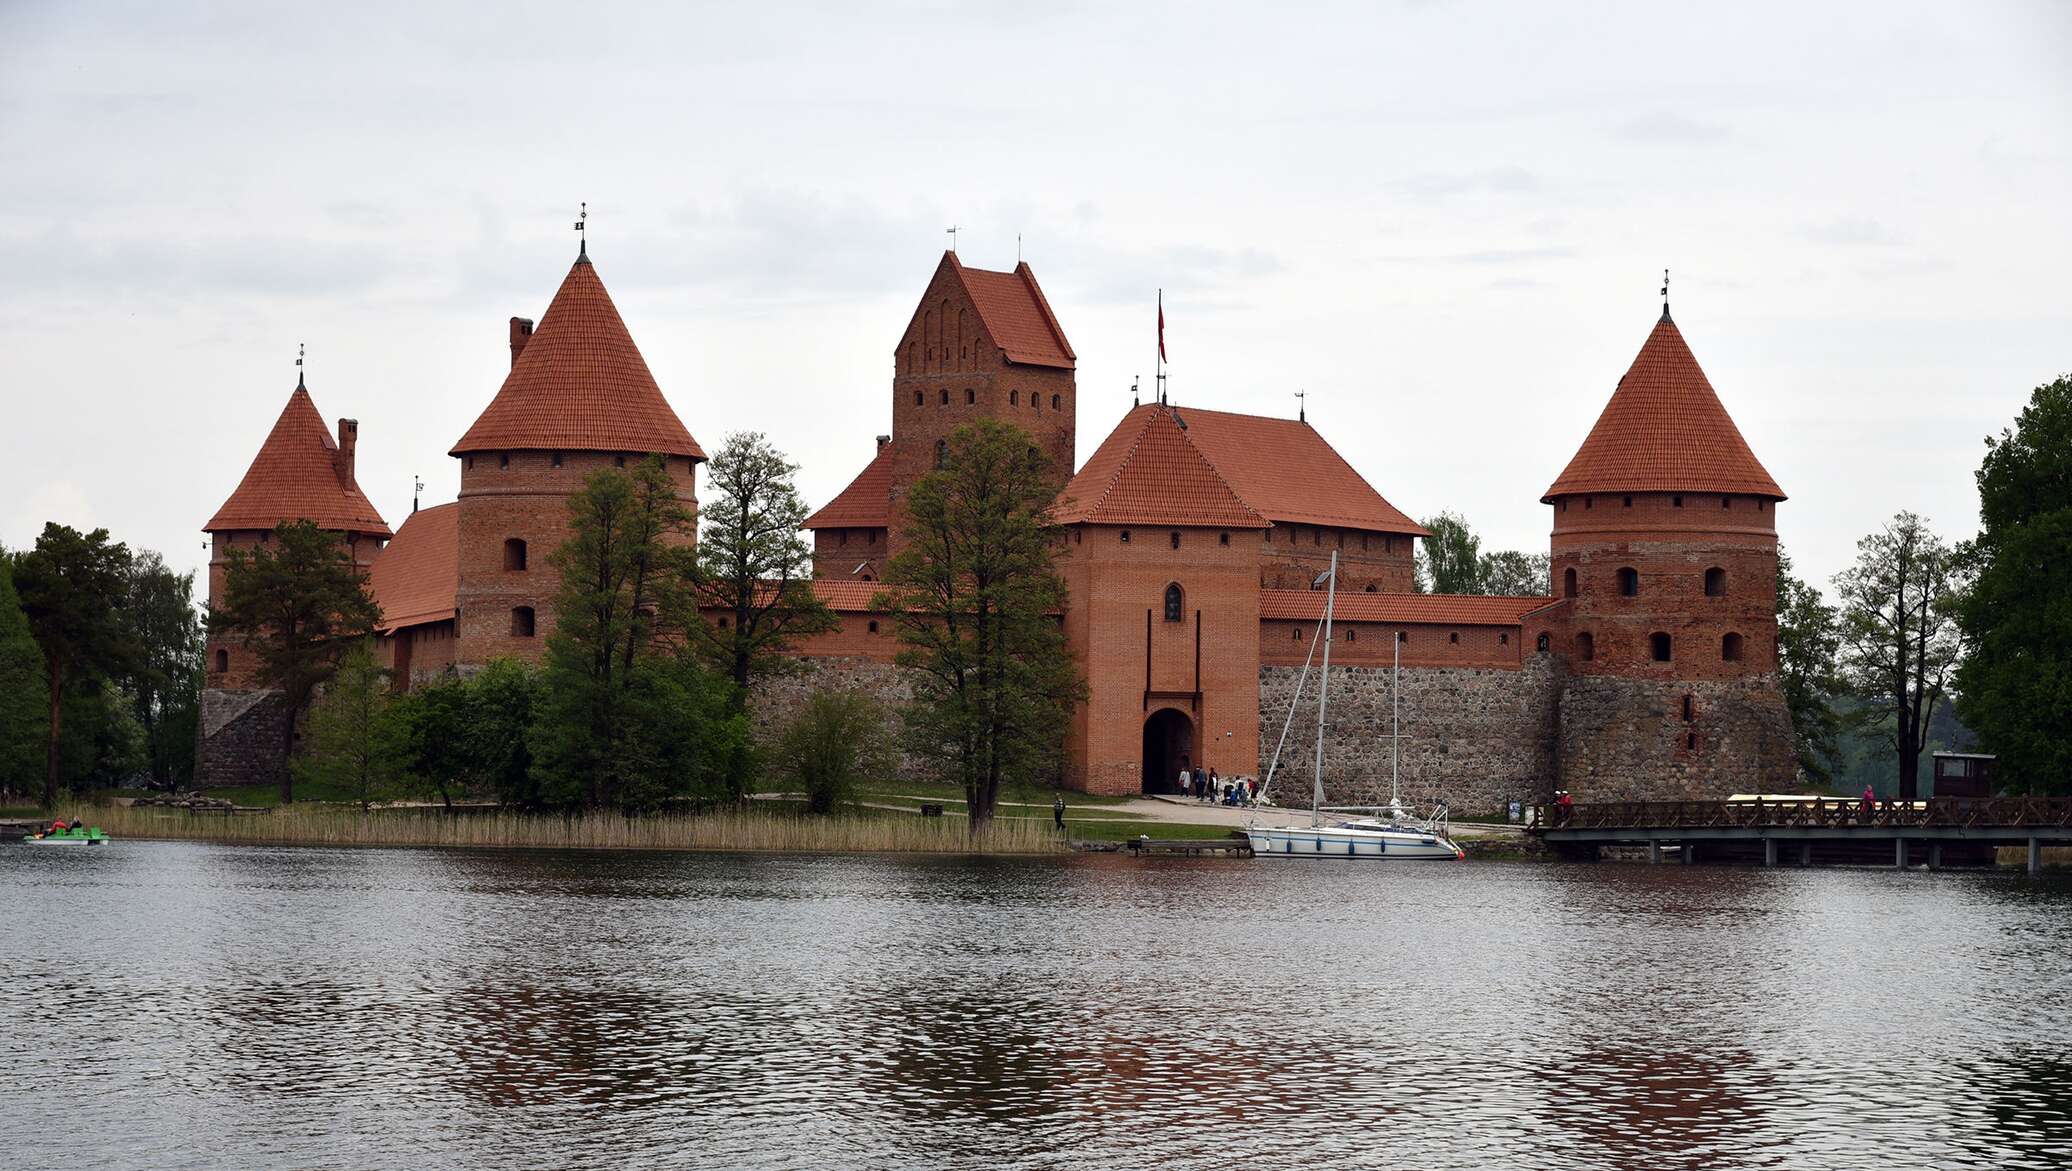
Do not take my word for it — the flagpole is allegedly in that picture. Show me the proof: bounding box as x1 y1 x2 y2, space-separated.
1156 288 1166 405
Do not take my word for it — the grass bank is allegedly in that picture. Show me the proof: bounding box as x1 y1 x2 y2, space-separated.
67 803 1069 856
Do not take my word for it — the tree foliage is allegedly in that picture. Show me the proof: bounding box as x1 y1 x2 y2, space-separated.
13 524 135 807
1776 546 1844 784
1416 512 1482 593
121 551 204 789
690 431 835 695
1477 549 1551 597
1956 374 2072 794
774 690 894 815
876 420 1084 831
292 641 400 809
1833 512 1967 800
389 658 541 807
212 519 382 804
0 553 48 803
529 458 747 808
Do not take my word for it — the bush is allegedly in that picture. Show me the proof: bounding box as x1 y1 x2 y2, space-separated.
775 691 894 815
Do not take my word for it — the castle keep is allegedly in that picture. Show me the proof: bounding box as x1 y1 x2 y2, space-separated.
200 240 1797 806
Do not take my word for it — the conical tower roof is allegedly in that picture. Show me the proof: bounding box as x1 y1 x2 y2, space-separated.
1543 310 1785 502
450 253 705 459
205 381 391 535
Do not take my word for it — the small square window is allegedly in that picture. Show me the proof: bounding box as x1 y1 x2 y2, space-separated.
1219 532 1229 546
1120 530 1131 544
552 453 563 468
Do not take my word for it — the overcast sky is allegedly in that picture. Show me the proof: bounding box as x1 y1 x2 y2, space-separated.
2 1 2066 597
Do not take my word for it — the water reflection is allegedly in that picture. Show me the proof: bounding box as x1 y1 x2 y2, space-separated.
1 843 2068 1170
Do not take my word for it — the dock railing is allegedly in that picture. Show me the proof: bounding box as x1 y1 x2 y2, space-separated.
1534 796 2072 832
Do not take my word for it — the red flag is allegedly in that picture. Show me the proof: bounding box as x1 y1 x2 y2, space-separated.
1158 291 1166 363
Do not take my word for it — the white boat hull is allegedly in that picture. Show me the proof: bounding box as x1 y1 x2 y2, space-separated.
1246 824 1462 860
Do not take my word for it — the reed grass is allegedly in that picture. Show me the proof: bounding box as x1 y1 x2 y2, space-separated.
66 803 1069 856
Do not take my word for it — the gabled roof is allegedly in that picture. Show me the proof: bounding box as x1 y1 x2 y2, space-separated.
451 252 705 459
916 252 1076 369
1544 310 1785 502
367 502 458 632
205 382 392 536
804 445 893 530
1078 405 1426 535
1056 404 1269 528
1259 589 1552 627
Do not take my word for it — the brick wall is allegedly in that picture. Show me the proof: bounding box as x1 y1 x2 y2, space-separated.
1557 673 1798 799
810 526 888 581
378 618 459 691
195 688 289 789
1260 619 1523 669
454 450 698 666
1260 524 1416 593
1257 652 1560 816
204 528 382 690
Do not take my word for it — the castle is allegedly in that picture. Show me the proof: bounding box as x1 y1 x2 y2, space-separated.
200 239 1799 807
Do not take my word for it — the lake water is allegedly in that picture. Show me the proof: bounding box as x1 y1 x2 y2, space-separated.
3 841 2069 1170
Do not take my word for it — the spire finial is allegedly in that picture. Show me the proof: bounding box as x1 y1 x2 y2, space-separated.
574 201 588 261
296 341 305 389
1017 232 1023 265
1660 268 1671 322
413 474 424 515
1131 374 1140 408
946 224 959 253
1295 389 1306 423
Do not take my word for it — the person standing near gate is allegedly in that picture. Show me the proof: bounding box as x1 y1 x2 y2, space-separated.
1053 794 1066 832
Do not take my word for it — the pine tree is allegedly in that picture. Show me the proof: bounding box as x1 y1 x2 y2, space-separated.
291 641 399 809
689 431 835 695
14 524 134 807
0 553 50 802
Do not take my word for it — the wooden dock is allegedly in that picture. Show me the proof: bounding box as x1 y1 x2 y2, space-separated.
1123 835 1254 858
1533 796 2072 873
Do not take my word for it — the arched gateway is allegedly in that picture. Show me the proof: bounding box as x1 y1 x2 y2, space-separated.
1141 708 1195 795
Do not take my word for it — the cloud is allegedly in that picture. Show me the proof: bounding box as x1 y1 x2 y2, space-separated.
1380 245 1574 266
1614 110 1733 144
1393 166 1544 200
1802 216 1905 247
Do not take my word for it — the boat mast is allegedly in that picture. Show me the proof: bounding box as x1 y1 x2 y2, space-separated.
1311 550 1338 828
1391 627 1402 811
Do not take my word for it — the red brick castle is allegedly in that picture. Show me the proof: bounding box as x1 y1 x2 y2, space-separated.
201 240 1797 805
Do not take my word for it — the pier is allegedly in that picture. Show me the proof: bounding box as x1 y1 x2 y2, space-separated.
1533 797 2072 872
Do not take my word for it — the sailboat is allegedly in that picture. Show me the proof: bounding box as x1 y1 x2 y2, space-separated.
1246 550 1464 861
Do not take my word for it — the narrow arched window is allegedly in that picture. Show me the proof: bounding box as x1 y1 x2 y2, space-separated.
1051 394 1060 410
1170 531 1181 550
965 388 976 405
1650 632 1672 662
1618 567 1639 597
1682 694 1695 720
1364 584 1377 593
511 607 536 638
1705 567 1727 597
933 439 947 469
914 390 923 406
1563 568 1578 598
1163 583 1183 622
867 620 879 634
1536 632 1550 652
940 389 949 405
1010 390 1019 405
213 648 229 673
503 538 527 572
1722 632 1745 662
1576 632 1595 661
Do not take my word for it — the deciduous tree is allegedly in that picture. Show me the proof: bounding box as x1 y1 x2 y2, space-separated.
1956 374 2072 794
212 519 382 804
121 551 204 789
775 690 894 815
1476 549 1551 597
1415 512 1482 594
876 420 1084 832
0 553 47 803
1776 547 1844 785
690 431 835 696
292 641 399 809
1834 512 1966 800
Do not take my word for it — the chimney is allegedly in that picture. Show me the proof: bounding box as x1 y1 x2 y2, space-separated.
509 317 535 367
875 434 890 451
335 419 359 484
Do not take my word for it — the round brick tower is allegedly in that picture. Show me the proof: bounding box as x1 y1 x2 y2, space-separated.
449 242 704 667
1543 300 1798 799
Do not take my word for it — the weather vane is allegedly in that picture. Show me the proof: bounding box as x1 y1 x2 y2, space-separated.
413 474 425 514
575 201 588 257
296 341 305 387
1294 389 1306 423
1660 268 1671 319
946 224 959 253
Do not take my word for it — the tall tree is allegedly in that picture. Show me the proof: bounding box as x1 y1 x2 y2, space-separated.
530 458 745 808
689 431 835 694
212 519 382 804
1834 512 1966 800
1415 512 1483 594
291 641 399 809
877 420 1084 832
1956 374 2072 794
1776 547 1844 785
121 551 205 789
13 524 134 807
1476 549 1551 597
391 659 540 808
0 553 48 803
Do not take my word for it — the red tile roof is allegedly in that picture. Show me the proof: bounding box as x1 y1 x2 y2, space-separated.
205 383 392 536
1260 589 1552 626
1544 312 1785 502
804 445 893 530
811 579 887 611
1057 404 1269 528
450 254 705 459
367 503 459 631
1061 404 1425 535
945 253 1076 369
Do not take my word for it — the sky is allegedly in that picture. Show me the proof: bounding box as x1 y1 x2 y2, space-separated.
1 0 2066 597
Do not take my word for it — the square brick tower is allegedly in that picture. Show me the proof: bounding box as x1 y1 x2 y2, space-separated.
448 243 705 667
1541 301 1798 798
199 374 391 786
806 251 1076 575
